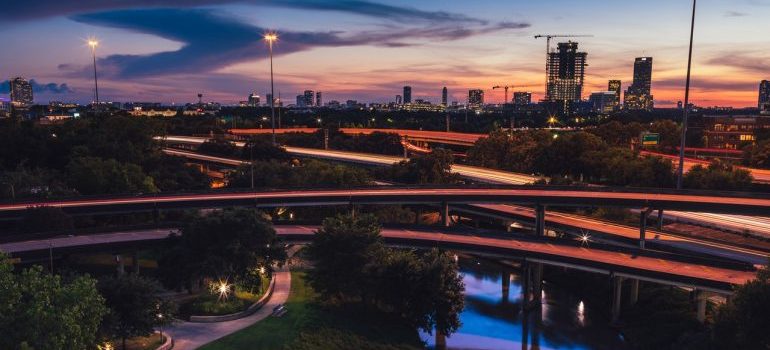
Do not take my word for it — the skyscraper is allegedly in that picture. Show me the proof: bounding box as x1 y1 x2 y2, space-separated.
9 77 33 106
316 91 322 107
442 87 448 106
589 91 617 113
513 92 531 105
248 93 260 107
624 57 654 110
546 42 587 112
608 80 621 109
403 86 412 104
759 80 770 111
303 90 315 107
468 89 484 108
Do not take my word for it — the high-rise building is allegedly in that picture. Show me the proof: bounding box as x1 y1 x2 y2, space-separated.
403 86 412 104
266 93 273 107
608 80 621 109
513 92 531 105
9 77 33 106
316 91 322 107
589 91 617 113
546 42 587 111
468 89 484 108
624 57 654 110
759 80 770 112
395 95 402 104
296 95 304 107
303 90 314 107
441 87 448 106
248 93 260 107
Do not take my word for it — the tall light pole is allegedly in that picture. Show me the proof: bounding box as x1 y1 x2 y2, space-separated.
264 32 278 145
676 0 697 189
88 39 100 106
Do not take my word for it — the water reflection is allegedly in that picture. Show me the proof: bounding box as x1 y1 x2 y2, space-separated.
421 258 627 350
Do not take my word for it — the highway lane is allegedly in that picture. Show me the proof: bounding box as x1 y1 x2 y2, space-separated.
162 145 770 241
228 127 485 146
0 226 755 293
463 204 769 265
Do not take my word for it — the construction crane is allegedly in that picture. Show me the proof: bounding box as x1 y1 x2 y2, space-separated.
533 34 593 100
492 85 512 104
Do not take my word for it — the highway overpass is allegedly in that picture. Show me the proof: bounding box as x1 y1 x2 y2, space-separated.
0 226 754 294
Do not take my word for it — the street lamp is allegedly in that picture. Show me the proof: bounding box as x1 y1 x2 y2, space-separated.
87 38 100 106
677 0 697 189
264 32 278 145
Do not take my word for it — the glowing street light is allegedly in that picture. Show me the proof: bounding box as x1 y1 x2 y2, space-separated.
580 233 590 246
212 280 231 301
87 38 100 106
264 32 278 145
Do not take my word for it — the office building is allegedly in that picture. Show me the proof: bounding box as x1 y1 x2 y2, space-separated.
316 91 322 107
266 94 273 107
546 42 587 112
248 93 260 107
704 115 770 149
303 90 315 107
403 86 412 104
624 57 654 110
9 77 33 106
608 80 621 109
589 91 617 113
468 89 484 108
513 92 531 105
296 95 303 107
442 87 448 106
759 80 770 112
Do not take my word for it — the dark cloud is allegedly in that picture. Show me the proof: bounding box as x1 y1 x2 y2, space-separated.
723 10 748 17
653 77 758 92
0 79 74 94
0 0 486 24
63 8 528 79
707 52 768 75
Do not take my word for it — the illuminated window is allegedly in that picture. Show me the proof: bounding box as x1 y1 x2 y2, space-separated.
740 134 755 141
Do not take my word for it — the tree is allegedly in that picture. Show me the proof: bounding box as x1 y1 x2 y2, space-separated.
98 275 175 350
227 159 371 189
66 156 158 195
385 149 459 184
466 130 552 173
241 137 290 162
649 119 681 153
158 208 287 290
743 139 770 169
0 254 107 350
198 138 239 157
683 163 753 191
535 131 605 178
416 249 465 350
146 155 211 191
304 213 384 302
712 263 770 349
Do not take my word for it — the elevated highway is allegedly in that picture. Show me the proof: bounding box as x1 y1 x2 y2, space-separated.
0 226 755 294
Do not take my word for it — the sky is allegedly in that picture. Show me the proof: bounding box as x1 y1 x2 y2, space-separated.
0 0 768 107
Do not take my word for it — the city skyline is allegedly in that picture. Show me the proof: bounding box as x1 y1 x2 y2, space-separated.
1 0 769 107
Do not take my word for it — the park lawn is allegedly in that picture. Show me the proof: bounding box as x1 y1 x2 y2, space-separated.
200 271 424 350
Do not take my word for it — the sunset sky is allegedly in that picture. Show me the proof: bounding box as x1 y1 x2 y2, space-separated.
1 0 768 107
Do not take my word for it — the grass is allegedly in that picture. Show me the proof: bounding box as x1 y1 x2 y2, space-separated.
200 271 423 350
179 276 270 318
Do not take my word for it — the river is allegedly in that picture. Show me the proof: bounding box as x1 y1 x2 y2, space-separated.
421 257 628 350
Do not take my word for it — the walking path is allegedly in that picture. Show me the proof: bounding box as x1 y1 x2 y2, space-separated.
166 266 291 350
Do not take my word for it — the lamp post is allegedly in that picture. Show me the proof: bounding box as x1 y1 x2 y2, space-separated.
264 33 278 145
676 0 697 189
88 39 100 106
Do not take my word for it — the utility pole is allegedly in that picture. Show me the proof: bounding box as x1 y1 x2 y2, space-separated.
677 0 697 190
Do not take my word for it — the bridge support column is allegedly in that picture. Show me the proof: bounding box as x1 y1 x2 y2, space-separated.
628 279 639 305
695 289 707 324
657 209 664 231
115 255 125 276
532 263 543 306
441 202 450 227
502 272 511 303
132 252 140 275
639 208 652 249
535 204 545 236
611 275 623 325
520 261 531 314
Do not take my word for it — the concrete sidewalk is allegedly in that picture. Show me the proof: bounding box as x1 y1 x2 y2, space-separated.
166 266 291 350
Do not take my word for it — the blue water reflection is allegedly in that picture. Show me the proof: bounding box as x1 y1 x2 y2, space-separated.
421 258 627 350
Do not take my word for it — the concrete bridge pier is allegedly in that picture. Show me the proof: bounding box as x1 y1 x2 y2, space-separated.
628 279 639 305
535 204 545 236
657 209 664 231
520 262 531 314
132 251 140 274
639 207 652 249
115 254 125 276
502 272 511 303
694 289 708 324
441 202 450 227
532 263 543 305
611 275 623 324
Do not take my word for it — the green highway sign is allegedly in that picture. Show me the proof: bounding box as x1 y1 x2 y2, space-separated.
641 133 660 146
